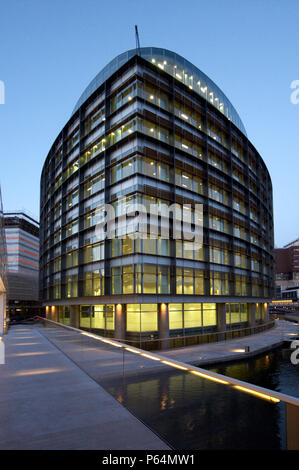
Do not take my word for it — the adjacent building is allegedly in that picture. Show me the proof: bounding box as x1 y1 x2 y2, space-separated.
0 188 7 335
40 47 274 345
4 212 42 318
274 239 299 300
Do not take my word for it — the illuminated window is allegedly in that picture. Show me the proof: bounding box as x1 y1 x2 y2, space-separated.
126 304 158 332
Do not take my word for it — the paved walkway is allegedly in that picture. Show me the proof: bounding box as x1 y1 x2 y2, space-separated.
163 319 299 365
1 319 298 450
0 326 169 450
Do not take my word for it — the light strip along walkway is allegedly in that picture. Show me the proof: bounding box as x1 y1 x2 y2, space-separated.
38 318 299 407
0 325 170 450
35 318 299 450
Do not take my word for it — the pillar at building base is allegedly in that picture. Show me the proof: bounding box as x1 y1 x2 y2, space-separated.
115 304 126 340
216 303 226 341
248 303 257 328
51 306 57 322
70 305 80 329
263 303 269 322
158 303 169 350
45 306 50 319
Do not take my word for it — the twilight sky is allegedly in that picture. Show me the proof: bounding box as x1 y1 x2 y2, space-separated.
0 0 298 247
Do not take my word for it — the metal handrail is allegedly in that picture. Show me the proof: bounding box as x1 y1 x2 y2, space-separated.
37 316 276 350
116 319 276 346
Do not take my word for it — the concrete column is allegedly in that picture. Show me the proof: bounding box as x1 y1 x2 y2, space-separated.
216 303 226 341
51 306 57 322
114 303 126 340
263 302 269 322
158 303 169 350
0 292 6 336
248 303 256 328
70 305 80 329
45 306 50 319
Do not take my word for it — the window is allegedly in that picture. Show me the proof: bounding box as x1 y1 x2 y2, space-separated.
91 305 114 330
158 266 169 294
143 265 156 294
169 304 183 330
202 304 217 326
233 197 246 215
84 242 104 263
111 82 139 113
84 269 104 296
80 306 91 328
66 219 78 237
123 265 134 294
208 185 228 204
235 274 248 296
84 174 105 198
175 169 202 193
209 215 229 233
176 268 204 294
85 106 105 135
208 153 227 172
210 247 229 265
111 157 137 183
143 82 170 111
143 157 170 182
66 250 78 268
126 304 158 332
226 303 248 324
66 274 78 298
184 304 202 328
234 253 247 269
210 272 229 295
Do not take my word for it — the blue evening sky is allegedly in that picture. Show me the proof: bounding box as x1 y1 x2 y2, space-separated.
0 0 298 247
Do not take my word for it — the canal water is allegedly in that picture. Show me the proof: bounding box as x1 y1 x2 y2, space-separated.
206 345 299 399
104 345 298 450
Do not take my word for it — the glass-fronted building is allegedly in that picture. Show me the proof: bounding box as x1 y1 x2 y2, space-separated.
0 187 7 335
40 47 274 346
4 212 42 319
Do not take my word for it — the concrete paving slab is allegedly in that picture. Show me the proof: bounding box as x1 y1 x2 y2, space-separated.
0 326 170 450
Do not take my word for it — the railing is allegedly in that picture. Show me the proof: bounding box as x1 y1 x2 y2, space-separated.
77 318 275 351
119 319 276 351
37 316 299 450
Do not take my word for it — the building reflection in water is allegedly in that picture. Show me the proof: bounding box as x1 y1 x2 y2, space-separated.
104 363 284 450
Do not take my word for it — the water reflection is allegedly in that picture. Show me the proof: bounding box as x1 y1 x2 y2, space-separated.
206 347 299 399
39 324 295 450
104 367 284 450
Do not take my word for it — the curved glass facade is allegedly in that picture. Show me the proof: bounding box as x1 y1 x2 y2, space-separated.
72 47 246 136
40 49 274 345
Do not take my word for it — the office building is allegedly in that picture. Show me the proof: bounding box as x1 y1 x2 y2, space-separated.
0 188 7 335
5 212 41 318
40 48 274 345
275 239 299 300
